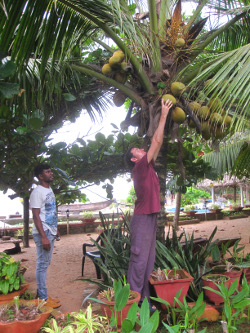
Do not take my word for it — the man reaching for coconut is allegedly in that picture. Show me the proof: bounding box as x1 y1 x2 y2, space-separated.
125 98 173 310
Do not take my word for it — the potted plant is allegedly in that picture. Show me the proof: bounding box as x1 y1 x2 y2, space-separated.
80 211 96 223
149 268 194 308
0 296 53 333
183 205 197 217
208 204 222 213
211 262 242 290
0 253 28 303
96 279 141 328
232 205 243 212
45 304 109 332
202 274 230 305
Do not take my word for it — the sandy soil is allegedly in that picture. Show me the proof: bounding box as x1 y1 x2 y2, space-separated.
1 216 249 314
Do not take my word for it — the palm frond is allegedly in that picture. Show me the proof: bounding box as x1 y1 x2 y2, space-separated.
203 135 250 178
181 44 250 132
231 141 250 178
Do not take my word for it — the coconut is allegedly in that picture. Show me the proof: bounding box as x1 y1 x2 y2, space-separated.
113 50 125 62
109 55 122 68
171 107 186 124
175 38 185 48
210 112 223 124
189 119 196 128
208 97 223 112
189 101 201 113
101 64 112 75
162 94 176 105
224 115 232 127
198 106 210 120
201 122 211 140
115 72 127 84
212 126 225 139
170 82 186 96
113 91 126 107
204 79 213 87
120 61 128 71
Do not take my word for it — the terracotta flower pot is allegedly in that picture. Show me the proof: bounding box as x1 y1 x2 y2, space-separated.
97 290 140 327
211 265 242 290
0 283 29 304
0 299 53 333
149 269 194 308
202 274 230 305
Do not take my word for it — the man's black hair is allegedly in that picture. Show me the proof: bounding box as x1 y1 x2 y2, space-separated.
125 147 136 169
34 163 51 179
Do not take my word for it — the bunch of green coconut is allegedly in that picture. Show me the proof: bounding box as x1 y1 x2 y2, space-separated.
162 81 232 141
101 50 128 107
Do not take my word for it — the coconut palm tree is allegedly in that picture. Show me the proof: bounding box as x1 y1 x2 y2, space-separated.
1 0 249 239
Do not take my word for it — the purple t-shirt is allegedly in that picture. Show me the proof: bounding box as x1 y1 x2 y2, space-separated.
133 154 160 215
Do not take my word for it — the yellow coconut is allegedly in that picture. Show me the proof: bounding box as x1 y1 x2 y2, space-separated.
224 115 232 127
175 38 185 48
162 94 176 105
101 63 112 75
198 106 210 120
210 112 223 124
115 72 127 84
208 97 223 112
170 82 186 97
113 50 125 62
109 55 122 68
204 79 213 87
189 101 201 113
120 61 128 71
171 107 186 124
201 122 211 140
113 91 126 107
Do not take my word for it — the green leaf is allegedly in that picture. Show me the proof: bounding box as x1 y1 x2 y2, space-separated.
115 283 130 312
63 93 76 101
28 118 43 130
0 60 16 78
0 82 19 98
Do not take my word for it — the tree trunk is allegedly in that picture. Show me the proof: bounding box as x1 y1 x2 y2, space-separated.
155 135 168 243
233 185 237 203
173 191 181 230
23 196 30 248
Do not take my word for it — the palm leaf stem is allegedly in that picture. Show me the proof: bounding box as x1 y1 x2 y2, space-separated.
93 38 115 53
59 0 154 94
70 63 145 106
158 0 172 38
147 0 162 72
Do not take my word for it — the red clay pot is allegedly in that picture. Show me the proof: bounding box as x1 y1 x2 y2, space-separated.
211 265 242 290
149 269 194 308
202 274 230 305
0 283 29 304
242 267 250 283
98 290 140 327
0 299 53 333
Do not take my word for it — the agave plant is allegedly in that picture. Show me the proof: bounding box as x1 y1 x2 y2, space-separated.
155 226 219 300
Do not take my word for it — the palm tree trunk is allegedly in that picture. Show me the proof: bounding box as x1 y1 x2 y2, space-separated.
155 135 168 242
23 196 30 248
173 191 181 230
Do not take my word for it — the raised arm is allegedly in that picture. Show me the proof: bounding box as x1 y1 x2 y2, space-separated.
147 98 173 163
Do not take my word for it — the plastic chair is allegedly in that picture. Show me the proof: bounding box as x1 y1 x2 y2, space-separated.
82 229 115 278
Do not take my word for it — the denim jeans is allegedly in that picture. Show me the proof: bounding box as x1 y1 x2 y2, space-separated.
33 229 55 300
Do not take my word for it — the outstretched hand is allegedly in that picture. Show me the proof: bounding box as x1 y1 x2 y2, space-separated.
161 98 173 118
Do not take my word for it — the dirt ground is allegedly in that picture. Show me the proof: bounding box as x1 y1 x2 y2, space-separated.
1 216 249 314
